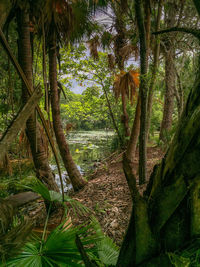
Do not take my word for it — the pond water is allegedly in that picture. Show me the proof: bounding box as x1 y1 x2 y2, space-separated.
51 130 116 192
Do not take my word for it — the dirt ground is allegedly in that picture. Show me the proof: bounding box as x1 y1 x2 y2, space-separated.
69 147 164 246
16 147 164 245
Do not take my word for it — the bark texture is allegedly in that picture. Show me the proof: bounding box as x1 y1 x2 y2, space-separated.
126 96 141 162
49 28 87 191
146 0 163 140
159 1 176 141
159 48 176 140
17 10 59 192
135 0 148 185
118 70 200 265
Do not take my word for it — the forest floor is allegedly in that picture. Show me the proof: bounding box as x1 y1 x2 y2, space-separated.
69 146 164 246
10 146 164 245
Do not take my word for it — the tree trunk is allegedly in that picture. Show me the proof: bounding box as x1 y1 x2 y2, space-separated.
102 86 124 147
146 0 163 140
159 1 176 141
126 96 141 162
118 62 200 265
17 9 59 192
48 27 87 191
135 0 148 185
121 93 131 138
159 48 176 141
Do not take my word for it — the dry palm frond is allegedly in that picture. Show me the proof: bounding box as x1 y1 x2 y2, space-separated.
44 0 74 42
87 35 100 60
107 54 115 70
0 200 33 261
119 43 139 62
113 70 139 104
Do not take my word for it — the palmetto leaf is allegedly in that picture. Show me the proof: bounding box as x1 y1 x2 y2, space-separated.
113 70 139 104
90 217 119 266
0 200 33 263
21 178 89 215
5 219 100 267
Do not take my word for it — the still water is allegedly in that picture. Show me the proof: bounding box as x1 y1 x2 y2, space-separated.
51 130 116 192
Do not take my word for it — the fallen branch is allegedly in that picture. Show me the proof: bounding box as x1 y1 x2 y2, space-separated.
0 86 42 161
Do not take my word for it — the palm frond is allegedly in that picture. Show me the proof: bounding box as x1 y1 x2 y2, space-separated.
101 31 113 49
0 200 33 262
87 35 100 60
5 218 100 267
119 43 139 62
91 216 119 266
113 70 139 104
21 178 90 216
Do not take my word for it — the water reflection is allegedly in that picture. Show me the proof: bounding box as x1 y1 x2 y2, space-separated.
51 130 115 192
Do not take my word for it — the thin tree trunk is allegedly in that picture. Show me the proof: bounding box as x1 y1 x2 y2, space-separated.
175 68 184 118
49 28 87 191
17 10 59 192
102 86 124 147
114 9 131 138
144 0 151 64
135 0 148 185
126 96 141 162
159 1 176 141
159 48 176 140
121 93 131 137
146 0 163 140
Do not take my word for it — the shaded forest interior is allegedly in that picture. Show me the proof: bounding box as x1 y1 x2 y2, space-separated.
1 0 200 266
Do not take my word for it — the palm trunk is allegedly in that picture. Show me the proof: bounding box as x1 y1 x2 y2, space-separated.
17 9 59 192
49 28 87 191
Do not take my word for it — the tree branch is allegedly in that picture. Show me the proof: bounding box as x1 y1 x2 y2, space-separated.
153 27 200 40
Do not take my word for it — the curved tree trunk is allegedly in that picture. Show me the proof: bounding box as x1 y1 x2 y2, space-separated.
48 28 87 191
17 9 59 192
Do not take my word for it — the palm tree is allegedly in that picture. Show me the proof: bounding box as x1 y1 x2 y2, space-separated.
113 70 139 138
42 0 96 190
16 6 59 192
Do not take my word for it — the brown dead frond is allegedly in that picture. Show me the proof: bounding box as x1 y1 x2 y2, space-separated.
87 35 100 60
113 70 139 104
0 199 33 261
119 43 139 62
